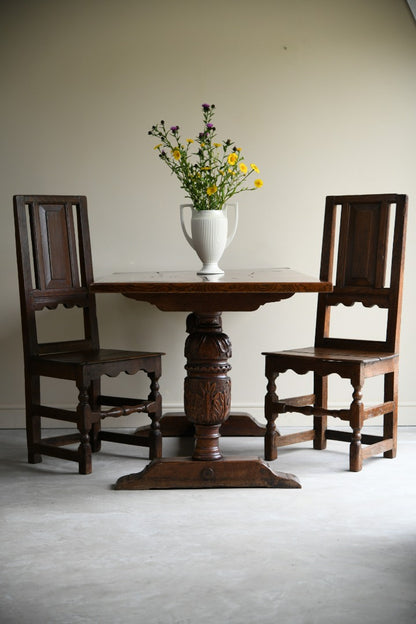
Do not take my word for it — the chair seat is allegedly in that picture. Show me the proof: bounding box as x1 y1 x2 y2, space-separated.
34 348 163 366
31 348 164 383
263 346 398 365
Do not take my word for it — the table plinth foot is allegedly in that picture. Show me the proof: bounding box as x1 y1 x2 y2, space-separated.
114 457 301 490
220 412 266 436
134 412 266 438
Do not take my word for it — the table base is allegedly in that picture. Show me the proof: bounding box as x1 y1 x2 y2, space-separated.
114 457 301 489
135 412 266 438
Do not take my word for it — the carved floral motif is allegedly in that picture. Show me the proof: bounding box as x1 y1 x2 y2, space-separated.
185 378 231 425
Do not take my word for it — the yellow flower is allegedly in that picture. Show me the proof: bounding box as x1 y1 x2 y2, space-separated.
207 185 218 196
172 148 181 161
154 143 162 150
254 178 263 188
236 147 241 152
239 163 248 174
213 143 222 148
201 166 211 171
251 163 259 173
227 153 238 166
228 168 236 176
200 142 205 147
186 138 194 143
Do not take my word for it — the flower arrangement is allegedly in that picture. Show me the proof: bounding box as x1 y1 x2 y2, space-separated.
148 103 263 211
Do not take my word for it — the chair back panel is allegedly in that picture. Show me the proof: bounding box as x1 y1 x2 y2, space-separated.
32 201 81 291
14 195 100 357
315 194 407 353
336 200 389 289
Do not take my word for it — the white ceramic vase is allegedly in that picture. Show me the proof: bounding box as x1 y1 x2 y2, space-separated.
180 203 238 275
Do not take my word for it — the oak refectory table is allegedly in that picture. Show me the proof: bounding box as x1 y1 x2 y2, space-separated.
91 269 332 489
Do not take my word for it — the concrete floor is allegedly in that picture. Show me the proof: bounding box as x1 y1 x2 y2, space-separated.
1 427 415 624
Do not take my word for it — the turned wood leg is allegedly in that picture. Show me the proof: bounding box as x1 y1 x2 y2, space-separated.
313 374 328 450
383 369 398 459
148 370 163 460
349 379 364 472
26 374 42 464
89 380 102 453
76 384 93 475
264 362 279 461
184 312 231 461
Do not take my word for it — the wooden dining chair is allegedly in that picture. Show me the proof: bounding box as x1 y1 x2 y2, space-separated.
263 193 407 471
14 194 164 474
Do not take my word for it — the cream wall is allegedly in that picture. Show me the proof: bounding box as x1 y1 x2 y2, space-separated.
1 0 415 427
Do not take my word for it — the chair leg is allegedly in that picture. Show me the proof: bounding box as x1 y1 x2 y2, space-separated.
89 380 102 453
89 422 101 453
313 374 327 450
147 371 162 460
349 378 364 472
26 374 42 464
76 384 93 475
264 366 279 461
383 370 398 459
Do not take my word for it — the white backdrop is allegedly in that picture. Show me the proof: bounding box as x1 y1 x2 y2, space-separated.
1 0 415 427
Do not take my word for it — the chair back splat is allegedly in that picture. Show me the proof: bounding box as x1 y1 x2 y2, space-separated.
263 194 407 472
14 195 163 474
316 194 407 353
14 196 99 356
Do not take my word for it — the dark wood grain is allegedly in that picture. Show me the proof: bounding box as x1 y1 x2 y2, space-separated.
263 193 408 472
92 269 331 312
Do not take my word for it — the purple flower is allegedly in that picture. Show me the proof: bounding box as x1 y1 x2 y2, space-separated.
206 123 214 130
170 125 179 133
202 103 210 110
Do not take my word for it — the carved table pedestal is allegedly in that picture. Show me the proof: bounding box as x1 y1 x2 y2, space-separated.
91 270 332 489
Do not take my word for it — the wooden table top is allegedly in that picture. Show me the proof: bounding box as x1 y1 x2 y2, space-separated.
92 268 330 291
91 268 332 312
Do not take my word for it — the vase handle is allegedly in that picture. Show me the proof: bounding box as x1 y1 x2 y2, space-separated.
180 204 195 249
225 202 239 249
